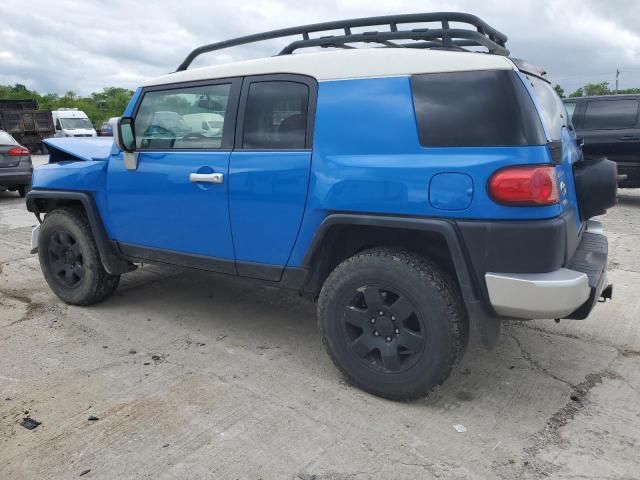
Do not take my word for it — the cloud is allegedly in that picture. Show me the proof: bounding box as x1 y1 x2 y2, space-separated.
0 0 639 95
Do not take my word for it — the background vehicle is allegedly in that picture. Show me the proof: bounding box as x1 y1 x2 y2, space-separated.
99 121 113 136
564 95 640 187
0 99 54 153
26 13 617 401
0 129 32 197
52 108 97 137
182 112 225 138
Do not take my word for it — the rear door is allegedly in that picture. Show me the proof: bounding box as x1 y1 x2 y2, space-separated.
579 97 640 164
229 74 316 280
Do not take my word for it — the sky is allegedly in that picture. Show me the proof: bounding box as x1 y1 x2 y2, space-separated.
1 0 639 96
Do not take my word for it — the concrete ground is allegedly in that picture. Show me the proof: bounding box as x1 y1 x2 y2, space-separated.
1 155 639 479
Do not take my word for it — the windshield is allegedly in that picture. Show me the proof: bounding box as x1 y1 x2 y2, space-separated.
60 118 94 130
0 131 18 145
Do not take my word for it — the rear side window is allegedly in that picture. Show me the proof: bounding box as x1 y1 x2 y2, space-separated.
0 131 17 145
526 75 568 141
563 101 577 123
584 99 639 130
411 70 545 147
242 81 309 149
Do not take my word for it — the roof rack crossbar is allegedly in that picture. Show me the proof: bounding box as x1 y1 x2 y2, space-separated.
176 12 508 71
277 29 509 56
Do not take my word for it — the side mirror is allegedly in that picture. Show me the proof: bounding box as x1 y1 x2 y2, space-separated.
112 117 138 171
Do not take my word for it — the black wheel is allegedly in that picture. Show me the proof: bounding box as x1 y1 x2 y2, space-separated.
18 184 30 198
318 248 468 400
39 208 120 305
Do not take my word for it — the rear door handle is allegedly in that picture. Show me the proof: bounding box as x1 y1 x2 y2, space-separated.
619 135 640 141
189 172 224 184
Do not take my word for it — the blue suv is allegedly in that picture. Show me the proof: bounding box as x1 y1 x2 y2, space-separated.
26 13 617 400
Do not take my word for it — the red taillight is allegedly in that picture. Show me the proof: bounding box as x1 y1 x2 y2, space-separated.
7 147 29 157
489 166 559 206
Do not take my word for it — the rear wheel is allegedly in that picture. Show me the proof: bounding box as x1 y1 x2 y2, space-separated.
18 185 30 198
39 208 120 305
318 248 468 400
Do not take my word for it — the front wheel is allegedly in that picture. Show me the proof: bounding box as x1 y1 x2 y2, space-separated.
318 248 468 401
39 208 120 305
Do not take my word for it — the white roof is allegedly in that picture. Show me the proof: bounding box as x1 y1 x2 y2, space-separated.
141 48 515 87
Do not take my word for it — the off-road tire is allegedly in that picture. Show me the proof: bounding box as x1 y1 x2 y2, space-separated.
318 247 468 400
39 208 120 305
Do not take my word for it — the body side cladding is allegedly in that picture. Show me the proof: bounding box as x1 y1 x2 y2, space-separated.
118 242 310 289
25 190 134 275
301 213 502 347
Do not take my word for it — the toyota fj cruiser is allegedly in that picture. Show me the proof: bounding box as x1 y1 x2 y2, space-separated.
26 13 617 400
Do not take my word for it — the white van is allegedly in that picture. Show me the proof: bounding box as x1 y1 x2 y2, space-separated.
52 109 97 137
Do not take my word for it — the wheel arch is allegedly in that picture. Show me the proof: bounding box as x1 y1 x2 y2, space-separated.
301 213 501 347
26 190 133 275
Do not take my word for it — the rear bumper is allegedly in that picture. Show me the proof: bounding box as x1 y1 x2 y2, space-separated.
485 268 591 318
0 164 32 187
484 221 610 320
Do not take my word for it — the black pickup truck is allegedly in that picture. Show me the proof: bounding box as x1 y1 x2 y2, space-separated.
564 94 640 188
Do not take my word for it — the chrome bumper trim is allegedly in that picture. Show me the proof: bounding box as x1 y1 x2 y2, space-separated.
485 268 591 319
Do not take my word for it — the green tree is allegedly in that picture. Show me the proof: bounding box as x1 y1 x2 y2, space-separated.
569 87 584 98
618 87 640 94
0 83 134 128
583 82 610 96
553 84 565 98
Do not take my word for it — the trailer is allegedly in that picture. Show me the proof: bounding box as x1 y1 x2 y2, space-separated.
0 99 55 153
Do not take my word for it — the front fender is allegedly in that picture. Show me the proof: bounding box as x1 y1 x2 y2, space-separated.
25 189 133 275
32 160 108 191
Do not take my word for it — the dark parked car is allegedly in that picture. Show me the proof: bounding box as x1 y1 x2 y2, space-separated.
99 121 113 136
0 129 32 197
564 95 640 187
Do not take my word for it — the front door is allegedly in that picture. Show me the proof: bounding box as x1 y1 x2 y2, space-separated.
106 79 241 273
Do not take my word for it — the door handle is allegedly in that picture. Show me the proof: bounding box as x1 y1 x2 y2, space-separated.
619 135 640 141
189 172 224 184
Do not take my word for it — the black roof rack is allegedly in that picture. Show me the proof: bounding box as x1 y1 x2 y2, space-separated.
176 12 509 72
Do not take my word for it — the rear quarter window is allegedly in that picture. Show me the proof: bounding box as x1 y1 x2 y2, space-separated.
411 70 545 147
563 101 578 123
525 75 568 141
584 99 639 130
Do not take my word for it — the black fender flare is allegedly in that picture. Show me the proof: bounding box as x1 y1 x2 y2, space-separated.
302 213 502 347
25 189 133 275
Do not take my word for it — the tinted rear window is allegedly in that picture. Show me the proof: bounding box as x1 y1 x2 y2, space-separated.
584 99 639 130
411 70 545 147
525 75 568 141
563 101 577 123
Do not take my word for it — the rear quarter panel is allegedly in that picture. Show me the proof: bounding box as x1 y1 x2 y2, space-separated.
288 76 561 266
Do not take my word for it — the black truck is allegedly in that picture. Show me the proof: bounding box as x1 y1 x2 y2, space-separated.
0 99 54 153
564 94 640 188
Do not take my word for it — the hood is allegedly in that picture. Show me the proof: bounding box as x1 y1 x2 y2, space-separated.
44 137 114 162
